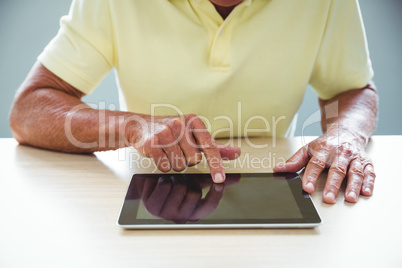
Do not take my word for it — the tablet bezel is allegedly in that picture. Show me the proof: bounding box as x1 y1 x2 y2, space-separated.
117 173 322 229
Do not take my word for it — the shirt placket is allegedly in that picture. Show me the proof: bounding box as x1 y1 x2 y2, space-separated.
191 0 252 72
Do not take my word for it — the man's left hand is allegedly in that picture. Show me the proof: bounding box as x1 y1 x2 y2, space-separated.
274 127 376 204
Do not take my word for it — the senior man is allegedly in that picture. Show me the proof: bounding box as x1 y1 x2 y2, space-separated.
9 0 377 204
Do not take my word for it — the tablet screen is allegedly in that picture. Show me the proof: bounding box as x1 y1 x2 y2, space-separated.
118 173 321 228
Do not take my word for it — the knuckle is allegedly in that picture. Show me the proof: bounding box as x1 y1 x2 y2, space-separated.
158 129 177 145
365 170 376 179
364 179 375 188
363 176 375 190
155 124 168 135
339 142 354 156
208 156 223 169
348 184 361 193
309 157 327 169
329 164 347 177
348 166 364 178
339 142 352 150
361 156 373 166
308 141 330 157
185 114 200 125
319 141 331 151
186 113 198 120
200 140 217 150
364 161 375 170
171 117 184 129
314 139 330 150
364 163 376 178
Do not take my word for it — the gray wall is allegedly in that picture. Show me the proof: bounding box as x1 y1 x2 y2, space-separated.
1 0 401 138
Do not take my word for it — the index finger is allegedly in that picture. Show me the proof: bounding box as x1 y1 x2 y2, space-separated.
189 116 225 183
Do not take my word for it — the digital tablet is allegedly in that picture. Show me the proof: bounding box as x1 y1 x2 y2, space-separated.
117 173 321 229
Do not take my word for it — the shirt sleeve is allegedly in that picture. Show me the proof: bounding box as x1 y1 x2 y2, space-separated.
37 0 114 94
309 0 374 100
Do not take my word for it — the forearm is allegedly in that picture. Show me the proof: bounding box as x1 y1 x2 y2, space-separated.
10 87 136 153
319 83 378 144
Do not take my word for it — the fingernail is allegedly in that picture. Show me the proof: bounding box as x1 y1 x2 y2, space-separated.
348 191 357 201
214 173 224 183
273 165 283 172
325 192 335 202
364 188 372 195
306 182 314 192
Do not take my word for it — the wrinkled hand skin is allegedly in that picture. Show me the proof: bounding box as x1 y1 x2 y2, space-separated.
274 85 378 204
125 114 241 183
274 128 375 204
9 63 240 183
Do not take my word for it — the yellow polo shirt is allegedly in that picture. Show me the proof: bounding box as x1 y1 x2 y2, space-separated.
38 0 373 138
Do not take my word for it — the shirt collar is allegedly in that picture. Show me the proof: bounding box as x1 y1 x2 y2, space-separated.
193 0 252 6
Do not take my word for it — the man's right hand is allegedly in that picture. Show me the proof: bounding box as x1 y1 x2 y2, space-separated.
9 62 240 183
126 114 241 183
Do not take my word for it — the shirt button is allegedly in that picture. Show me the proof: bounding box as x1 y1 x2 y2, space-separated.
219 29 225 36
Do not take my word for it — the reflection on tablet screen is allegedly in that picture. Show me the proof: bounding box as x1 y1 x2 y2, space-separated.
135 175 303 221
121 173 315 226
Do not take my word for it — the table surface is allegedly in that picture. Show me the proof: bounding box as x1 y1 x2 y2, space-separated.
1 136 401 268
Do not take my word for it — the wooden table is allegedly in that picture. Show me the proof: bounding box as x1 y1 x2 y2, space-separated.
0 136 401 268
